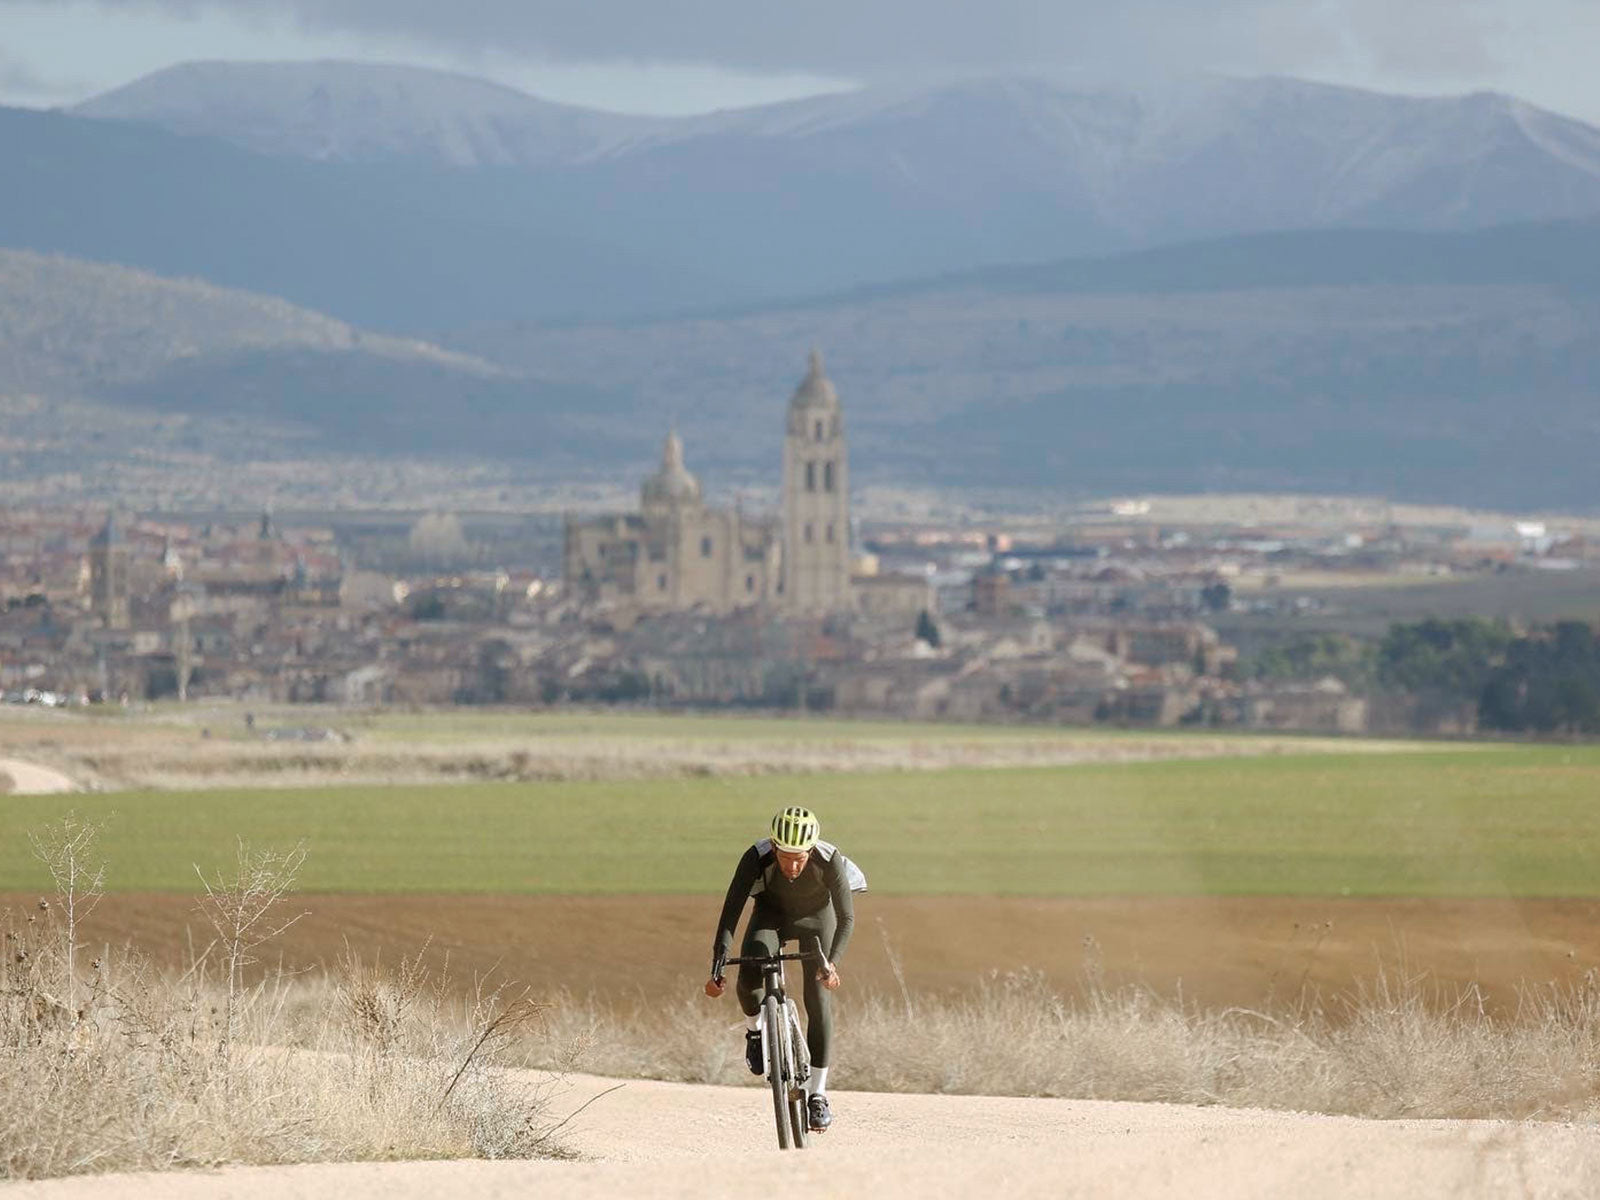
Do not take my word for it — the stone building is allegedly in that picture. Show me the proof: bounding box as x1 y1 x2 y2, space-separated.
781 350 852 614
1242 677 1369 735
564 351 875 617
852 569 936 619
87 513 130 629
563 431 780 613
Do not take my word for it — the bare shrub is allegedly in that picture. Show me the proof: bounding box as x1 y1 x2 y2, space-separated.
26 815 105 1019
533 965 1600 1120
194 840 307 1070
0 833 562 1182
538 989 744 1085
328 949 556 1161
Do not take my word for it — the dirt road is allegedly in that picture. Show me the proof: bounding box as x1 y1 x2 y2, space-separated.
0 757 76 794
10 1073 1599 1199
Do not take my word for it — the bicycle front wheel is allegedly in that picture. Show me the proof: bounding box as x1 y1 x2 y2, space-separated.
762 994 791 1150
785 999 809 1149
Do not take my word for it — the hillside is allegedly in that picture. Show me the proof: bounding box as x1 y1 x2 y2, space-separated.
443 223 1600 511
0 106 732 329
0 250 618 468
3 226 1598 512
868 220 1600 299
0 249 496 392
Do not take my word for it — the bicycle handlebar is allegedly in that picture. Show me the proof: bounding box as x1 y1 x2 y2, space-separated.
724 952 818 966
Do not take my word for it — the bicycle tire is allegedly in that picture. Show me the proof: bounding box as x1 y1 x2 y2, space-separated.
785 999 809 1148
788 1087 809 1148
762 994 791 1149
788 997 812 1081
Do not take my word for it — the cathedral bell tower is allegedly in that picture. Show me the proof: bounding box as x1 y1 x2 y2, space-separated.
781 350 851 613
88 512 131 630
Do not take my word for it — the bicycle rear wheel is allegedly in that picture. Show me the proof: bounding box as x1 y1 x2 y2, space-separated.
762 994 791 1149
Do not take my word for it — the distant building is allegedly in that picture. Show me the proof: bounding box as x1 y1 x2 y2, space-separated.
563 350 934 619
1243 677 1369 735
87 513 130 629
970 569 1013 616
566 351 865 616
781 350 852 614
852 568 936 619
563 431 780 613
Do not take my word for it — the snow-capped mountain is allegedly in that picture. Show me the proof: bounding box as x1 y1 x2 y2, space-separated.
73 60 661 166
10 63 1600 330
74 63 1600 242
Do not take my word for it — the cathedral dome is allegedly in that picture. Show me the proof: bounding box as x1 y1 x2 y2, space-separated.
788 349 838 411
641 430 702 508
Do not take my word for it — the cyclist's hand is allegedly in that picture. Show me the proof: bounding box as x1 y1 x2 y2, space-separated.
818 964 841 991
704 976 726 998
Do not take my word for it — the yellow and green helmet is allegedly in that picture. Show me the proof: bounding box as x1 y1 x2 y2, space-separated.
771 805 820 853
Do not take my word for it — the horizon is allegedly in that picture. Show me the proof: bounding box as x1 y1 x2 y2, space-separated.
2 0 1599 125
9 56 1600 128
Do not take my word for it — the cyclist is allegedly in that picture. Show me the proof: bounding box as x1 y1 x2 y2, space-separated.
704 805 860 1133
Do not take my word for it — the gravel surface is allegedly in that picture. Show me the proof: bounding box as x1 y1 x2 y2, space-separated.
0 757 76 794
10 1073 1600 1199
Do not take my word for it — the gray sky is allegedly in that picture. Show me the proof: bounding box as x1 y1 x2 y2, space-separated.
2 0 1598 122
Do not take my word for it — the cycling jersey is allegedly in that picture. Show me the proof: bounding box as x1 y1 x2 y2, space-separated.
711 837 860 1071
712 838 857 969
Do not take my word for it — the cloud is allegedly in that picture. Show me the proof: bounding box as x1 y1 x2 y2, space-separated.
1336 0 1505 79
15 0 1517 83
0 48 89 101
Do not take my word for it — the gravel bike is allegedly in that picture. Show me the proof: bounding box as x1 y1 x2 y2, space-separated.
722 949 816 1149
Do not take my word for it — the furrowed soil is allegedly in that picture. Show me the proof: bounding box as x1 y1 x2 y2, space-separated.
13 891 1600 1013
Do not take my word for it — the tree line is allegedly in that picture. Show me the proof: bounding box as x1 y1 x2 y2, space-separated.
1379 618 1600 734
1249 617 1600 735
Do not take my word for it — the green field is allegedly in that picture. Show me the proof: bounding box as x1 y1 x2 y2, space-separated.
5 745 1599 898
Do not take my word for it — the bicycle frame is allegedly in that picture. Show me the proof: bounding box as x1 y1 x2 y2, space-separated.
723 950 816 1150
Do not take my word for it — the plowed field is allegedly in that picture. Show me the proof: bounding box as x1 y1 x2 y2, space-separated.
12 891 1598 1012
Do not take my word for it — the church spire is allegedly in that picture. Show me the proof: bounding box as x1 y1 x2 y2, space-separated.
789 345 839 415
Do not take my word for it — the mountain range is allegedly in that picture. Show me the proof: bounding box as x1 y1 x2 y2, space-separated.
4 62 1595 330
74 60 660 168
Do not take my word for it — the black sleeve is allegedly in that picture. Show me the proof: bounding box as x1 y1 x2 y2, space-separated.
823 852 855 964
711 845 762 970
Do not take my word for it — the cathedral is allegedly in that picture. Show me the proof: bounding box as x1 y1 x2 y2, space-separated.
563 351 854 615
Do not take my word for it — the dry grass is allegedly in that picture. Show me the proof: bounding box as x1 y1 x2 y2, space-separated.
67 734 1419 791
0 703 1434 792
0 822 561 1182
0 926 560 1181
537 960 1600 1121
